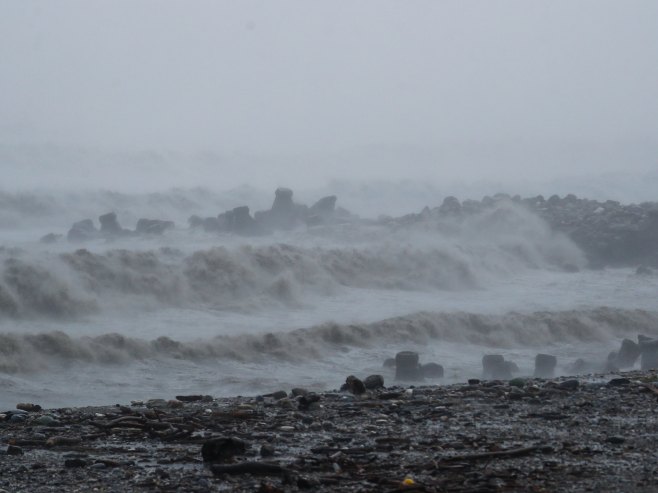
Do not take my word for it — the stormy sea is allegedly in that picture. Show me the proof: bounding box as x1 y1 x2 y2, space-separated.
1 185 657 408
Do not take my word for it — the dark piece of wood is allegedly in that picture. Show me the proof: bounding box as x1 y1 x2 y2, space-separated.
440 445 553 463
210 462 288 476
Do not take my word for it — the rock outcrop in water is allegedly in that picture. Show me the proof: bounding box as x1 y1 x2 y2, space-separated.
58 189 658 268
67 219 97 243
187 188 345 236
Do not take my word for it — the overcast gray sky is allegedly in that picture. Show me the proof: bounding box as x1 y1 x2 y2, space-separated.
1 1 656 190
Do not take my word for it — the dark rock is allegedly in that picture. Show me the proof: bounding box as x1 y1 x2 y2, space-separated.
291 388 308 397
298 393 320 411
534 354 557 378
509 378 526 388
260 444 275 457
99 212 125 236
308 195 337 219
210 462 288 477
616 339 641 368
188 215 204 228
203 217 221 232
64 458 87 468
607 378 631 386
421 362 444 379
363 374 385 390
219 206 258 235
482 354 512 380
640 339 658 370
638 334 654 344
201 437 247 463
569 358 591 374
345 375 366 395
135 218 174 235
67 219 97 242
468 379 481 385
175 395 209 402
7 445 23 456
267 390 288 401
438 196 461 215
264 187 298 230
395 351 422 381
40 233 61 244
383 358 396 368
558 379 580 391
505 361 520 374
16 403 41 412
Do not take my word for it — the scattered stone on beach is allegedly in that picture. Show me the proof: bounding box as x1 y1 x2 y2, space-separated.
3 370 658 492
395 351 422 381
266 390 288 401
534 353 557 378
16 403 41 412
6 445 23 456
201 437 247 463
175 394 211 402
557 379 580 391
363 374 385 390
260 443 275 457
345 375 366 395
298 392 320 411
290 388 308 397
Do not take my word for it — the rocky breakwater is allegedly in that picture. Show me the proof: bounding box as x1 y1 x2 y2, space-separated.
393 193 658 268
3 371 658 492
526 194 658 268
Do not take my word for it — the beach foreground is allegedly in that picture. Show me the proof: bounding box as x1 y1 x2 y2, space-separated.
2 370 658 492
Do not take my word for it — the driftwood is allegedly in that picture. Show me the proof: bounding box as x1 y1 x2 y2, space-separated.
210 462 289 476
440 445 553 463
639 382 658 396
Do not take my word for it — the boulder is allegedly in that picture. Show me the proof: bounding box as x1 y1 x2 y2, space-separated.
99 212 125 236
218 206 258 235
420 362 444 379
345 375 366 395
640 338 658 370
616 339 641 368
395 351 422 381
309 195 337 216
363 374 385 390
534 354 557 378
482 354 512 380
67 219 97 243
307 195 337 225
382 358 396 368
268 187 297 229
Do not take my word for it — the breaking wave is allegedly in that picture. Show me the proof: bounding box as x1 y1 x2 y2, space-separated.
0 307 656 373
0 202 585 319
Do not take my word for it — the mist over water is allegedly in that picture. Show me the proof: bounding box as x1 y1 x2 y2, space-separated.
1 1 657 407
1 189 657 407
